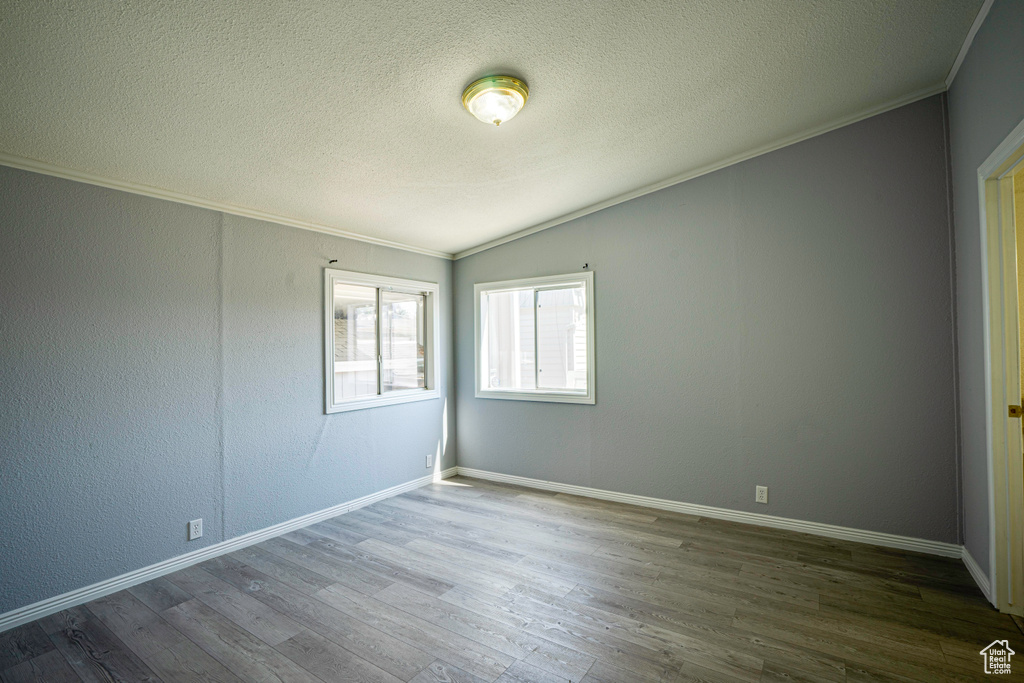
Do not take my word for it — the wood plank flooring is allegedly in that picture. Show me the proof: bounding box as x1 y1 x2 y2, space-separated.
1 476 1018 682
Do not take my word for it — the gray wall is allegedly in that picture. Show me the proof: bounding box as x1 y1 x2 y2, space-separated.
455 94 960 543
0 166 454 614
947 0 1024 576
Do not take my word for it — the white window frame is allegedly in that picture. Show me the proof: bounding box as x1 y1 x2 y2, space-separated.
324 268 440 413
474 271 595 405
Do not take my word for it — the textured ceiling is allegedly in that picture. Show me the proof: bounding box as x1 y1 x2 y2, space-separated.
0 0 982 256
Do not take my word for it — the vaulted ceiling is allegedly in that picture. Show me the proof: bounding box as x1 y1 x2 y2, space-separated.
0 0 983 257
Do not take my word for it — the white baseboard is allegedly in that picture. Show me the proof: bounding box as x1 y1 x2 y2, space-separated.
0 467 457 634
456 467 963 558
4 465 992 634
961 546 992 602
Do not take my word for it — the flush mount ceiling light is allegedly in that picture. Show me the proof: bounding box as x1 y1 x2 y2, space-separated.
462 76 529 126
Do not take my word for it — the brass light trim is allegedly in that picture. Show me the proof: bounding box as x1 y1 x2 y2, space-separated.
461 76 529 126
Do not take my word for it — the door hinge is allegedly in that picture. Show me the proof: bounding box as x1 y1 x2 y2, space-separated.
1010 405 1022 418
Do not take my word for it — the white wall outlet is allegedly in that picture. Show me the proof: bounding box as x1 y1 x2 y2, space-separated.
188 518 203 541
755 486 768 505
426 453 434 469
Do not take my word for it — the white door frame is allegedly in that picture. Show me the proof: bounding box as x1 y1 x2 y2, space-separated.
981 115 1024 614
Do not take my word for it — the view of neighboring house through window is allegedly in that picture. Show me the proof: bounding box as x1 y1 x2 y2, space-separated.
476 271 595 404
333 283 378 399
325 269 439 413
381 290 426 392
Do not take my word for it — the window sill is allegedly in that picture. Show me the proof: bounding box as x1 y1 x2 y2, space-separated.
326 388 440 414
475 389 595 405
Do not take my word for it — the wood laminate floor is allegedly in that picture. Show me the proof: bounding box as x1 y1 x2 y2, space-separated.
1 476 1018 682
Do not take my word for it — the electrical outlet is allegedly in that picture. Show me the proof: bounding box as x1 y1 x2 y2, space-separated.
426 453 434 469
755 486 768 505
188 518 203 541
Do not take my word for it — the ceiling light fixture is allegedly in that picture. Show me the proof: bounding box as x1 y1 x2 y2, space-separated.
462 76 529 127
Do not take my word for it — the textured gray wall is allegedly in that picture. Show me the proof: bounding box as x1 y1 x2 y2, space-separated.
455 95 959 542
0 166 454 614
947 0 1024 576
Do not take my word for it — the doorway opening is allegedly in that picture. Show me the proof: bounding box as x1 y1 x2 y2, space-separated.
982 117 1024 615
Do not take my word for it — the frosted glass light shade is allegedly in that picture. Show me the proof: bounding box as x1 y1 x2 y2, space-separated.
462 76 529 126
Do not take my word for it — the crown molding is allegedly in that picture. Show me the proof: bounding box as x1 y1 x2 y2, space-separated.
0 153 454 261
945 0 994 89
2 78 951 264
454 82 947 260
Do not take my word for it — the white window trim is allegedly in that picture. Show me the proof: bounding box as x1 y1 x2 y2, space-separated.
474 271 595 405
324 268 440 413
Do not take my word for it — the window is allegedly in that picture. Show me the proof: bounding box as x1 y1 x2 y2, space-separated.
324 269 439 413
475 271 595 404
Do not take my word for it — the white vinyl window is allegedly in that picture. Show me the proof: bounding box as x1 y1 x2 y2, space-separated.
475 272 595 404
324 269 440 413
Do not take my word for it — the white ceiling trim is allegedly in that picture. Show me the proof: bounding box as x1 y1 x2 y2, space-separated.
0 152 454 260
945 0 994 88
1 81 950 264
455 81 948 260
